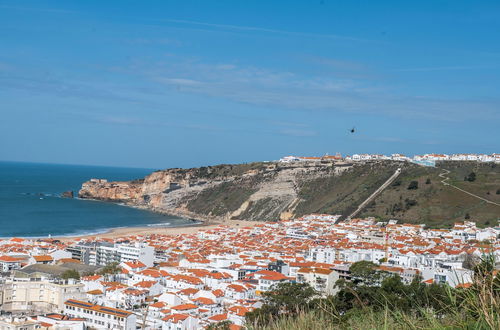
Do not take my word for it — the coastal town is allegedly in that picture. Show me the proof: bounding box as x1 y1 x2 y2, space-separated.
279 153 500 164
0 214 498 329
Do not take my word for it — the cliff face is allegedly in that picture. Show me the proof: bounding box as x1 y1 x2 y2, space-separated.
78 162 355 221
78 161 500 225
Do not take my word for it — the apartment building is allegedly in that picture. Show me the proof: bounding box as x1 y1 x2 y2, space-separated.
64 299 136 330
296 268 339 295
67 242 154 267
0 277 85 313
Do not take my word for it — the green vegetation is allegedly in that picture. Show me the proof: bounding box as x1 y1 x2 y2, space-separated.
99 262 121 275
193 162 270 179
295 162 400 217
407 180 419 190
61 269 80 280
466 171 477 182
246 283 317 326
207 321 232 330
247 258 500 330
186 180 259 217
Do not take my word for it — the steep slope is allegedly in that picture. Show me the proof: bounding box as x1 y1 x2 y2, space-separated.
78 161 500 226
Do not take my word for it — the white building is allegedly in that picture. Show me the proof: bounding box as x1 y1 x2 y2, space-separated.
0 317 38 330
0 278 85 313
64 299 137 330
0 256 23 273
296 268 339 295
117 242 155 267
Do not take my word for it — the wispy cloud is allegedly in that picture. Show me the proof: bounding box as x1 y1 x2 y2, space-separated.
156 18 375 43
124 38 182 47
279 128 317 137
0 5 76 14
395 65 499 72
139 58 499 121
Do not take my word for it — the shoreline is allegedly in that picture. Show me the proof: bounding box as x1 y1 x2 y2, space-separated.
56 219 261 242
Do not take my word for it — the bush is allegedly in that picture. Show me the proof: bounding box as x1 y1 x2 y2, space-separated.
99 262 121 275
466 172 476 182
246 282 317 326
61 269 80 280
407 181 419 190
404 198 417 209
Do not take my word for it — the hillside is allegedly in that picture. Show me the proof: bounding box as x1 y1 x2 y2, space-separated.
78 161 500 227
360 161 500 227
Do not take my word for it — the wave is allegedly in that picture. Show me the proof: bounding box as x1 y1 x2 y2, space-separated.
147 222 171 227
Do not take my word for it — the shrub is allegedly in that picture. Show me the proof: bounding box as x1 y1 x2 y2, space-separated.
61 269 80 280
407 181 419 190
466 172 476 182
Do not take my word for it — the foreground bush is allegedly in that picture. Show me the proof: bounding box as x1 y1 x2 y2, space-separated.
246 258 500 329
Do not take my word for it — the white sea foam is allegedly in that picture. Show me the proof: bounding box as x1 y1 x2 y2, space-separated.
147 222 171 227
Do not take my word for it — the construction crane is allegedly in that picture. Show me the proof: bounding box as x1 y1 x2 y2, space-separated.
384 227 392 261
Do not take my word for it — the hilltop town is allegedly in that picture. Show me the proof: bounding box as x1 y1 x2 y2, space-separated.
0 214 498 329
279 152 500 164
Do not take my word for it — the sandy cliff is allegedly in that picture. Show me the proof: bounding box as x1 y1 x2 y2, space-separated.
78 162 352 222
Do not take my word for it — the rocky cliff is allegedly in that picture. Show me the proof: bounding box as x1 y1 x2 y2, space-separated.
78 161 500 226
79 161 359 222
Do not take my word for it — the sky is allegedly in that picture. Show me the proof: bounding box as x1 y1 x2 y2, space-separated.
1 0 499 169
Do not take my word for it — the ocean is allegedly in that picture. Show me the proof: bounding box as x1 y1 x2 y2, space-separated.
0 161 191 238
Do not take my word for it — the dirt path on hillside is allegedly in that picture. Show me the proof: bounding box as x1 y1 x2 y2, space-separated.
439 169 500 207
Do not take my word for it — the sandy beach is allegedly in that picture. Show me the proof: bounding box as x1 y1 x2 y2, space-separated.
57 219 262 242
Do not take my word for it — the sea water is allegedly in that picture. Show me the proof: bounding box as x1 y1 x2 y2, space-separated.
0 161 191 237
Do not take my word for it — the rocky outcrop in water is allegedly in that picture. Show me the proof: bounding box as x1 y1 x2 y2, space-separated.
61 191 74 198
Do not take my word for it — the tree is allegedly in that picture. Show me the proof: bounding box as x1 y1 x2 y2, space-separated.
407 181 419 190
392 180 402 187
465 213 471 219
466 172 476 182
61 269 80 280
425 178 431 184
496 188 500 195
462 253 480 270
99 262 121 275
245 282 317 326
349 261 380 285
262 282 317 314
207 321 232 330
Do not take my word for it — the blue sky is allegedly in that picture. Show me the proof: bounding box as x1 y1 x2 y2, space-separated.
1 0 499 168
